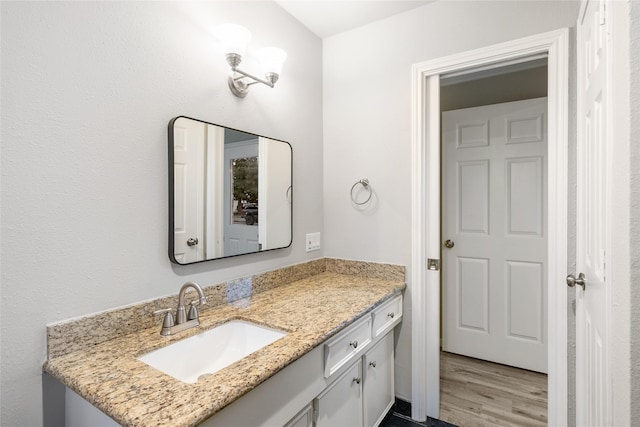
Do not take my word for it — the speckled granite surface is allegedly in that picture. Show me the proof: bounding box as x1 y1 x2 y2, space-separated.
325 257 405 281
46 258 402 359
44 259 405 427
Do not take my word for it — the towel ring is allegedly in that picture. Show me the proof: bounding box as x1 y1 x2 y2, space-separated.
350 179 372 205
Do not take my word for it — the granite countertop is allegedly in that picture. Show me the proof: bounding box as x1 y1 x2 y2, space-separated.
44 270 405 427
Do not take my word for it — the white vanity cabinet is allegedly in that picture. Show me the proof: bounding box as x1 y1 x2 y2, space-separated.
284 404 313 427
63 294 403 427
315 360 363 427
313 294 401 427
363 332 395 427
315 333 395 427
209 293 402 427
371 295 403 339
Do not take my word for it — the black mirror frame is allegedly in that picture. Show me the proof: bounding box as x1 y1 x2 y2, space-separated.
168 116 293 265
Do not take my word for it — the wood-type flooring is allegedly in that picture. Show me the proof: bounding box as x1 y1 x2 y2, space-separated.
438 351 548 427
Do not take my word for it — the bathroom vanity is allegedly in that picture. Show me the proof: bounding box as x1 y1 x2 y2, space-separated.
203 293 402 427
44 259 405 427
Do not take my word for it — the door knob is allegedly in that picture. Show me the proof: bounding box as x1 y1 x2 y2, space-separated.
567 273 586 290
444 240 454 249
187 237 199 247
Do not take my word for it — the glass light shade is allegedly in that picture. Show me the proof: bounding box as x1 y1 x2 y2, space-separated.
217 23 251 57
257 47 287 75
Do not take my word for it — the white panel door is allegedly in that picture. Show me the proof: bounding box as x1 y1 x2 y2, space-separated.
576 0 611 424
442 97 548 373
172 117 205 263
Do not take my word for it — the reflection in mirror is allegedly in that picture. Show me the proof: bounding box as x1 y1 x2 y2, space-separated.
169 117 292 264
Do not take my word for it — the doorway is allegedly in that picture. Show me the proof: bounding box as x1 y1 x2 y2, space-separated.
439 64 549 425
410 29 569 425
224 139 260 256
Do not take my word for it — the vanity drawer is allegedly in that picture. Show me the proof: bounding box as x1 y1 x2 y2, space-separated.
371 295 402 338
324 315 372 378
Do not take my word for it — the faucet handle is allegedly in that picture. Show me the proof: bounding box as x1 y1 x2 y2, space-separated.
187 300 201 321
153 308 175 330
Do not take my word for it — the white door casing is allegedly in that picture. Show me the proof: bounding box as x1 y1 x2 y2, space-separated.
442 98 548 373
205 124 225 259
258 137 293 251
173 117 205 263
576 0 613 424
410 29 569 424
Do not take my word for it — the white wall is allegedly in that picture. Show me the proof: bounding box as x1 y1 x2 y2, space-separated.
322 0 580 403
609 2 632 425
0 2 323 425
629 0 640 421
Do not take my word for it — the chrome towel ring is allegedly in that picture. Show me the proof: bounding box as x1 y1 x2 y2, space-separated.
350 179 372 205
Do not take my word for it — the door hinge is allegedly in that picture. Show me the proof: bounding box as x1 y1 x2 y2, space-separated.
312 402 318 424
427 258 440 271
599 1 606 25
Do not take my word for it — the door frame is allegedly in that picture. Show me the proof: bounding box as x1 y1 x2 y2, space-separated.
410 28 569 425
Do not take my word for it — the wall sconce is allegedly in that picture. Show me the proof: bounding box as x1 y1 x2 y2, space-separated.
218 23 287 98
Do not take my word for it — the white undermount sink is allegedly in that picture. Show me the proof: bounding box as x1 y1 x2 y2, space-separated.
138 319 287 383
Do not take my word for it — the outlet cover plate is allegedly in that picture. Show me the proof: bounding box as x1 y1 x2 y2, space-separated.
306 232 320 252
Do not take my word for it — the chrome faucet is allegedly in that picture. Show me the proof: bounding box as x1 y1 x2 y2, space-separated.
177 281 207 323
154 281 208 336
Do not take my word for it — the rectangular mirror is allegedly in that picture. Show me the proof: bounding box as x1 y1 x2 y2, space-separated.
168 116 292 264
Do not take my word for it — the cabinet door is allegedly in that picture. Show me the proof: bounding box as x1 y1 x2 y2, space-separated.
363 333 394 427
284 403 313 427
315 360 363 427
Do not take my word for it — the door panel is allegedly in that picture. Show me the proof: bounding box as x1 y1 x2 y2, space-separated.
506 157 543 236
442 97 548 373
457 257 489 332
506 261 544 342
458 161 490 234
506 113 544 144
576 0 611 424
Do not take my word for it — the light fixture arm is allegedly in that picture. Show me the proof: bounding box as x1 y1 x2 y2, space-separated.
224 50 283 98
231 66 276 88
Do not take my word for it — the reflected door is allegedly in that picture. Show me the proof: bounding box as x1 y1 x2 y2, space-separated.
223 140 259 256
442 97 548 373
172 118 205 263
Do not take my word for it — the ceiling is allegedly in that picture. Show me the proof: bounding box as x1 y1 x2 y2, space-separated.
274 0 434 39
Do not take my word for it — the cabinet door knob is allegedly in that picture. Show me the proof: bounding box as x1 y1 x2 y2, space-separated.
369 361 377 368
352 377 361 384
387 312 395 319
349 340 358 349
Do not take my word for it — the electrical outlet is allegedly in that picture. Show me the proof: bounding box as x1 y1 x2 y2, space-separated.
306 232 321 252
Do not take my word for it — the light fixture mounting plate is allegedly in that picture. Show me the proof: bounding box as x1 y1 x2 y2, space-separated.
228 74 249 98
